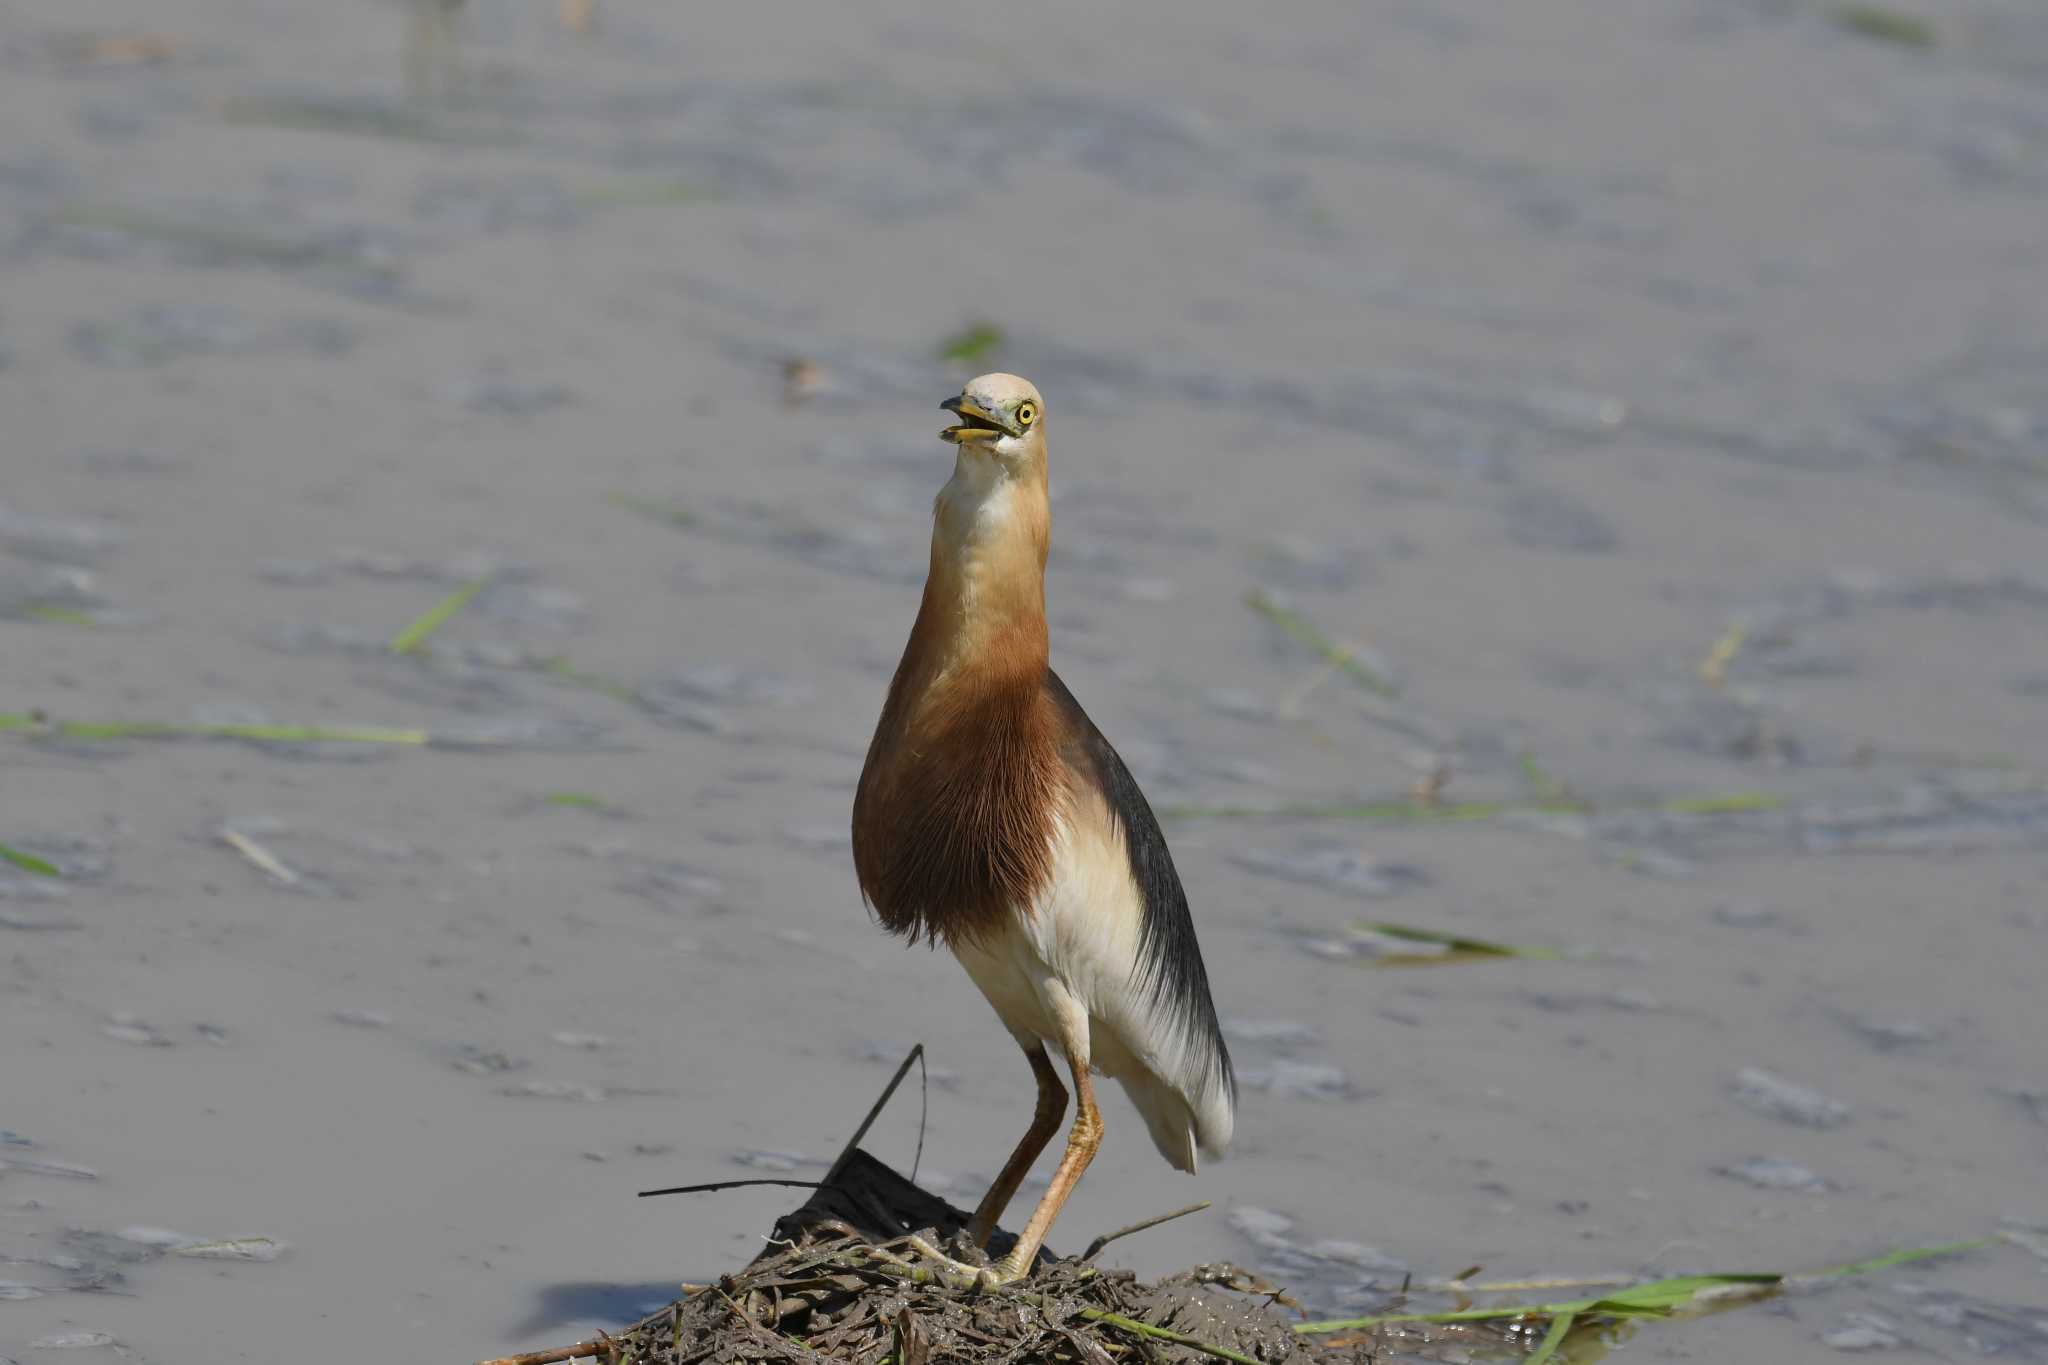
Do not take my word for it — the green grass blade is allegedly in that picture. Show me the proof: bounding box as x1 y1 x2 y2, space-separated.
1799 1237 1991 1281
1244 590 1399 698
1832 4 1935 47
0 843 61 877
1522 1310 1577 1365
0 713 430 746
1077 1308 1262 1365
25 606 102 627
389 578 488 655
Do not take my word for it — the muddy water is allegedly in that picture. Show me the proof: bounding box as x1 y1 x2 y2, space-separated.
3 2 2046 1362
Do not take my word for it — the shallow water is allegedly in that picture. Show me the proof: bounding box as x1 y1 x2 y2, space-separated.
3 2 2046 1363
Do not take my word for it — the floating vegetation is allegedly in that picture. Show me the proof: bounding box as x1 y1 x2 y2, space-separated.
937 321 1005 367
1295 1238 1991 1365
0 843 61 878
215 824 305 889
1832 4 1936 48
545 791 616 812
0 712 428 746
21 609 102 630
1355 921 1565 966
170 1236 289 1262
1245 589 1400 698
389 576 489 655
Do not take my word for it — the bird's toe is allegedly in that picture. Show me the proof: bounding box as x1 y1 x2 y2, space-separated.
900 1235 1024 1291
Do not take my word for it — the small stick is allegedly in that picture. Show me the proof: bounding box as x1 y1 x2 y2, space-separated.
823 1044 922 1189
476 1344 602 1365
1083 1202 1211 1261
218 827 301 887
639 1178 823 1199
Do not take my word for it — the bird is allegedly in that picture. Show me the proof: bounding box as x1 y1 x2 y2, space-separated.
851 373 1235 1287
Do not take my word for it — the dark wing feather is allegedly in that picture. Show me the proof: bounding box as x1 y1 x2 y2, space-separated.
1044 668 1235 1104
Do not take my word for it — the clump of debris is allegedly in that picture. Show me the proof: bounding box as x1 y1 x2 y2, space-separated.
478 1148 1494 1365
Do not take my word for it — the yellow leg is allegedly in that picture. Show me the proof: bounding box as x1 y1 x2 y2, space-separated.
986 1052 1100 1278
561 0 595 33
965 1044 1067 1249
906 999 1099 1287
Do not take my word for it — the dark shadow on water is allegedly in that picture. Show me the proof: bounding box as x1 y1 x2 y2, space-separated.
515 1281 693 1337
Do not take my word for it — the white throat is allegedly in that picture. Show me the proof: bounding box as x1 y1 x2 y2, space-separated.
934 450 1018 555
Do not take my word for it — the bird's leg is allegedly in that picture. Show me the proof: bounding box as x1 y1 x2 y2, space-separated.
906 1005 1100 1289
983 1050 1100 1279
964 1044 1067 1249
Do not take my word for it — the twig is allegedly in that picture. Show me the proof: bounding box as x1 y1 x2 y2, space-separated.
911 1044 928 1184
639 1178 824 1199
475 1344 603 1365
217 826 301 887
824 1045 923 1190
1083 1202 1211 1261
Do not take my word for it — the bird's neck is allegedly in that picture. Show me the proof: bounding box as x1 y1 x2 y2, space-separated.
906 453 1051 693
853 450 1062 945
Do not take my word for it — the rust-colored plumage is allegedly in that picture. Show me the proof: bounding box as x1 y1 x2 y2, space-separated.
853 666 1064 947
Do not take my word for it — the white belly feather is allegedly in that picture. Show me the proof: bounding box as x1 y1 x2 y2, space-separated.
950 814 1234 1173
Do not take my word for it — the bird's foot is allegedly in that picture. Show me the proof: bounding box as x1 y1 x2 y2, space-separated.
871 1236 1026 1291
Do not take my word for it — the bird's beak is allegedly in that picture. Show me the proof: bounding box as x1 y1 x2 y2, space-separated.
940 394 1017 444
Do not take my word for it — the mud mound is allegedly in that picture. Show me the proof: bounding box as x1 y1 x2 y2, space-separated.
476 1149 1495 1365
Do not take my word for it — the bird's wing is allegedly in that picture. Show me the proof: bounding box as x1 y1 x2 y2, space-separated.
1042 668 1235 1157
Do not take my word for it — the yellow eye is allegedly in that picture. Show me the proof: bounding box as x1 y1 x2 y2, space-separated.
1016 402 1037 427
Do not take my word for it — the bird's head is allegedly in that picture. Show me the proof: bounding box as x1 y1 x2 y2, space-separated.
940 373 1045 469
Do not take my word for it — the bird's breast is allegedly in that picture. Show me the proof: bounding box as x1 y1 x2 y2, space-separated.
852 669 1068 948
